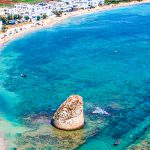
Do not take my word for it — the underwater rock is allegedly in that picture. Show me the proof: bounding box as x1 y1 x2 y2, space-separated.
16 108 107 149
53 95 84 130
16 116 105 150
31 114 50 125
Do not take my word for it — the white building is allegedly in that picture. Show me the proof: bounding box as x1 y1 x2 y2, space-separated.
50 2 72 12
1 0 105 24
3 3 55 21
63 0 89 9
63 0 104 10
88 0 105 6
73 0 89 9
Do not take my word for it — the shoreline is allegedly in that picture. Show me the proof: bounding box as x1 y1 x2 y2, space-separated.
0 0 150 49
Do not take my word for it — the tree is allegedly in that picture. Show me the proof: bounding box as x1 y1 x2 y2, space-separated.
53 11 62 17
24 15 30 21
0 15 2 21
13 14 22 20
13 14 18 20
0 16 8 25
2 25 7 33
7 14 13 20
42 14 47 19
18 15 22 20
37 16 41 21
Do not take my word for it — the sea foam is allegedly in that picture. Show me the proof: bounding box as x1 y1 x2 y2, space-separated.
92 107 109 115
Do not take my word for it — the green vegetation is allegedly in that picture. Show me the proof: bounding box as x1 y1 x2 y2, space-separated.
6 14 22 20
0 14 23 25
24 15 30 20
2 25 7 33
53 11 62 17
12 0 43 4
0 16 8 25
7 14 13 20
13 14 22 20
42 14 47 19
0 4 14 8
36 16 41 21
104 0 143 5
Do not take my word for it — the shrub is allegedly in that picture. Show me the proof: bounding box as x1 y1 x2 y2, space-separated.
42 14 47 19
37 16 41 21
53 11 62 17
7 14 13 20
24 15 30 21
2 25 7 33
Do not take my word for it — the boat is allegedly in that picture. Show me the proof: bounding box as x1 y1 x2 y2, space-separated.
113 139 120 146
20 74 26 78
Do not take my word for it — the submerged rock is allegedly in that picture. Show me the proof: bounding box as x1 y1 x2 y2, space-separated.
16 105 107 149
53 95 84 130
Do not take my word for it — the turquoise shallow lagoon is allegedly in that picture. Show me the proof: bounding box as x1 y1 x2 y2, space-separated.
0 3 150 150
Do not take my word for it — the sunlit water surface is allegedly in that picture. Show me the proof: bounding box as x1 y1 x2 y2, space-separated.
0 3 150 150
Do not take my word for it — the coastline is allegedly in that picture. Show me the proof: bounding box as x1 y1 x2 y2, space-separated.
0 0 150 49
0 2 150 149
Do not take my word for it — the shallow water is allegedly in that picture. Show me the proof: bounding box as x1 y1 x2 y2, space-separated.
0 3 150 150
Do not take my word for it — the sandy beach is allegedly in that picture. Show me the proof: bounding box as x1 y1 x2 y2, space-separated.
0 136 6 150
0 0 150 48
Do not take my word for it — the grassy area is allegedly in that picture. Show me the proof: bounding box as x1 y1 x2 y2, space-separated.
0 3 14 7
105 0 143 4
12 0 43 3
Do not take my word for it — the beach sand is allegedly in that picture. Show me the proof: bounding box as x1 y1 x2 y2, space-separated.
0 0 150 48
0 136 6 150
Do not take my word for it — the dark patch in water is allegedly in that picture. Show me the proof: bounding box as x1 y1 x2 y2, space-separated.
99 96 150 140
125 124 150 148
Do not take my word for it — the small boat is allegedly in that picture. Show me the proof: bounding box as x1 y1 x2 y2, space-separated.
20 74 26 78
113 139 120 146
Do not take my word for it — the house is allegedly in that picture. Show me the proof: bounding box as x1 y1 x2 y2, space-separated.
88 0 105 7
72 0 90 10
63 0 104 10
49 1 72 12
0 0 105 27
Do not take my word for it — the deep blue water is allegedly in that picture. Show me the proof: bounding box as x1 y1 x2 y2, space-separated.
0 3 150 150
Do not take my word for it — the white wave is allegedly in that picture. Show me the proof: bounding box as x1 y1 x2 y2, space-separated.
92 107 109 115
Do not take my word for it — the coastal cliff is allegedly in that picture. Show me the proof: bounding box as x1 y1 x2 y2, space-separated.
53 95 84 130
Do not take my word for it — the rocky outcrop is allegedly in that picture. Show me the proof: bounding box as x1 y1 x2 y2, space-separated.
16 100 106 150
53 95 84 130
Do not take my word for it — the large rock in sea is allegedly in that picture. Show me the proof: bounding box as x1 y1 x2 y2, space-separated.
53 95 84 130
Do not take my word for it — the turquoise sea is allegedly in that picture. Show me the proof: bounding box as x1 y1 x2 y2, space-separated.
0 3 150 150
